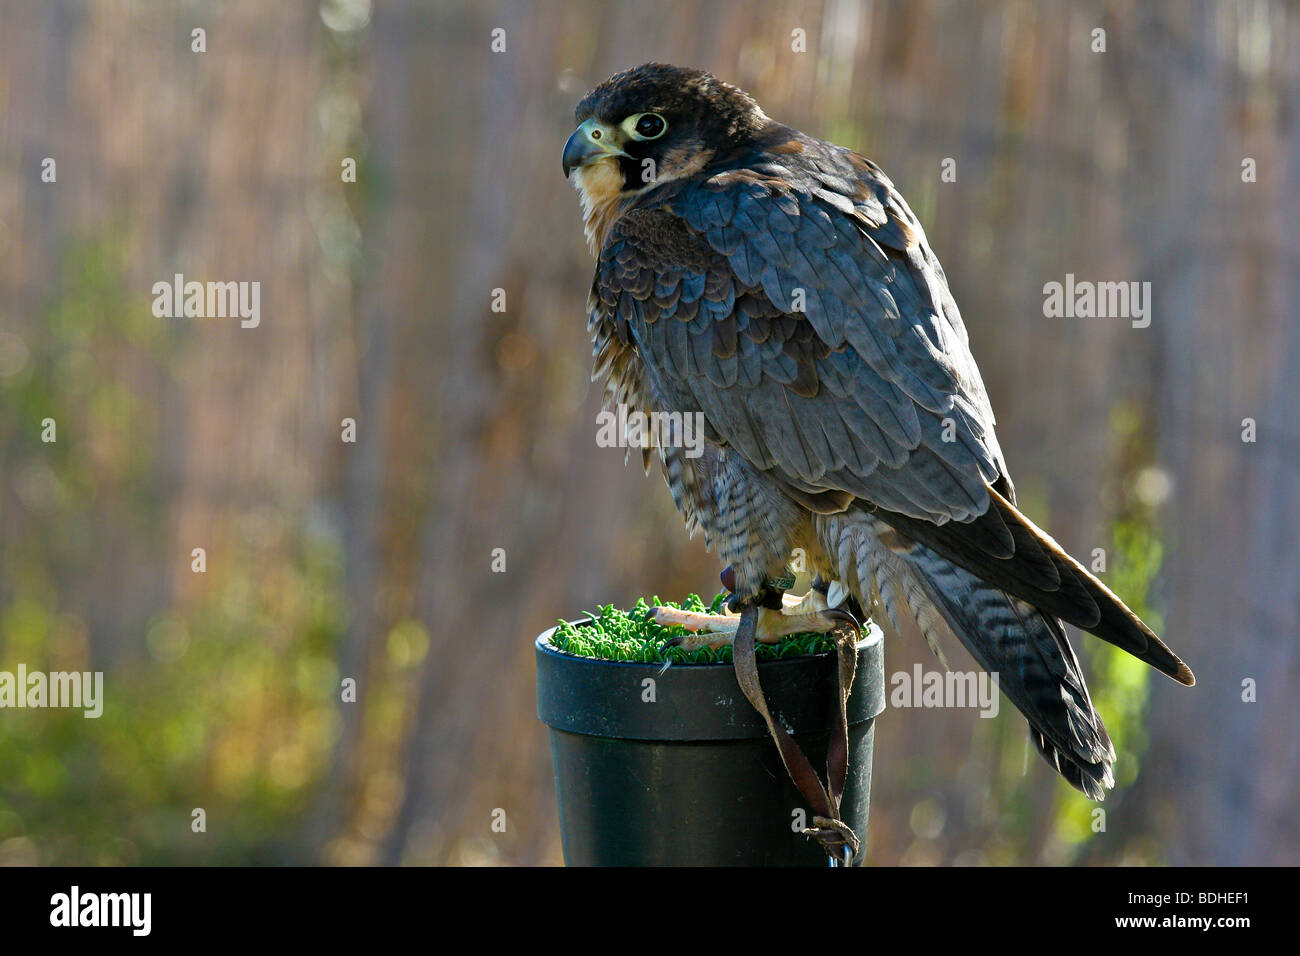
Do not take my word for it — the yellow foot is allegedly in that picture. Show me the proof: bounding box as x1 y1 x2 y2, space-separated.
650 589 847 652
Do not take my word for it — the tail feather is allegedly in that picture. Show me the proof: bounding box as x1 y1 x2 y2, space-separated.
826 510 1119 797
901 546 1116 798
877 486 1195 687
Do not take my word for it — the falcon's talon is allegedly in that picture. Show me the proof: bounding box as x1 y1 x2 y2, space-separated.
821 606 861 632
649 587 853 648
650 605 741 650
719 565 737 593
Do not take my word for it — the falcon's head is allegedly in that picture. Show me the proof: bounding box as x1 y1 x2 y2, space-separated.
563 63 770 250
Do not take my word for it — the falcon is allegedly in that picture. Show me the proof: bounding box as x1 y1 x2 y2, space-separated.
563 63 1193 799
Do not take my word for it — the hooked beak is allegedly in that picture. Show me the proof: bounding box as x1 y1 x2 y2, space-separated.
562 118 629 178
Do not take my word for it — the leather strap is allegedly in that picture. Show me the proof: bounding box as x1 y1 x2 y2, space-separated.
732 604 861 865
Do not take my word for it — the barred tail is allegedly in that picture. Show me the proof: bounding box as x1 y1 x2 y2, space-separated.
822 510 1117 798
903 546 1116 798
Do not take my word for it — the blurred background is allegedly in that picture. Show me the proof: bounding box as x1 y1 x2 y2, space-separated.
1 0 1297 866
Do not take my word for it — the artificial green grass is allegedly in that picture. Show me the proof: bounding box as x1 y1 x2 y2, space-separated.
549 592 838 664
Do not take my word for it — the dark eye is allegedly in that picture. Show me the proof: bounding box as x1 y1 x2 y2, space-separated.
630 113 666 140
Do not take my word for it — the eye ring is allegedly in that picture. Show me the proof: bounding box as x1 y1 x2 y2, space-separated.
625 112 667 141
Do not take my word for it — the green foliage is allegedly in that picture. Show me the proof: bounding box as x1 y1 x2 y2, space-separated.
0 233 348 864
0 518 349 865
550 592 837 664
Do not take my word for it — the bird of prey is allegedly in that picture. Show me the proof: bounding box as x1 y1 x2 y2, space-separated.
563 63 1193 799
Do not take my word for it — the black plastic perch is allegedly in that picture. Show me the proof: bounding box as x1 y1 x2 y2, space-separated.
536 621 885 866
